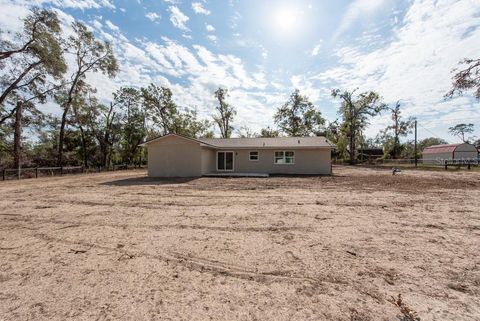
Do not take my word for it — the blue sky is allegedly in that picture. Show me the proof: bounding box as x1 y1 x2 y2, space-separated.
1 0 480 142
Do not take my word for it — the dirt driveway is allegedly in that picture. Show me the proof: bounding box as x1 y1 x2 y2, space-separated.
1 166 479 320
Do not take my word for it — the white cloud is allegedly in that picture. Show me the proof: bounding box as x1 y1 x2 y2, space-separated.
169 6 190 31
192 2 210 15
311 40 323 56
291 75 321 102
319 0 480 139
105 20 119 31
145 12 160 22
231 11 242 29
205 24 215 32
206 35 217 43
51 0 115 10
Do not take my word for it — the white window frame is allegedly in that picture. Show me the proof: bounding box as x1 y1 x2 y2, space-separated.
216 151 234 171
274 151 295 165
249 151 259 161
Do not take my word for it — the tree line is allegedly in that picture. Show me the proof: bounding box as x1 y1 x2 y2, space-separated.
1 8 479 169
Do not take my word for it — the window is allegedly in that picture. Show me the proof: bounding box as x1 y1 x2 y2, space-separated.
274 151 295 164
249 151 259 161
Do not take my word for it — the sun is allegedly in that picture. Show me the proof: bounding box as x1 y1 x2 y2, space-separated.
272 5 303 35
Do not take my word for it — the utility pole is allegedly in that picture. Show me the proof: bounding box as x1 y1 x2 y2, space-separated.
414 120 418 167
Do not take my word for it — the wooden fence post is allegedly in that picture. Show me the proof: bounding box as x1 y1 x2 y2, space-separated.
60 166 63 176
2 169 5 181
35 167 38 178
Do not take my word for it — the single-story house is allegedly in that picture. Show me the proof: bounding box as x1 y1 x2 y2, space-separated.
141 133 335 177
422 143 479 164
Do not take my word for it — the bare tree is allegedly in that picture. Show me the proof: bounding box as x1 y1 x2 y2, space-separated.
213 88 236 138
383 101 415 159
236 125 257 138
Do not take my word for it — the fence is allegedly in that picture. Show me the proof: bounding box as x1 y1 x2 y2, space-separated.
333 158 423 165
1 164 146 181
334 158 480 170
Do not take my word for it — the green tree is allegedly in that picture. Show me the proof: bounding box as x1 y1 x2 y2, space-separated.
418 137 448 151
171 107 213 138
0 8 65 118
141 84 178 135
213 88 236 138
0 8 67 169
56 21 117 166
115 87 146 165
26 116 60 166
448 123 474 143
331 89 386 164
87 99 122 168
259 126 279 138
446 58 480 100
473 138 480 150
274 89 325 137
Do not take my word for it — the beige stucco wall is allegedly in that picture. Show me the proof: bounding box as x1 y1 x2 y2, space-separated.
212 149 332 175
201 147 216 174
146 135 333 176
147 135 202 177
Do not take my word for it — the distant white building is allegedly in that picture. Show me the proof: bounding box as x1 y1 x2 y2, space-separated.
422 143 479 164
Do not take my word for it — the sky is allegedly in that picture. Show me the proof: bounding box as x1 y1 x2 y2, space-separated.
1 0 480 142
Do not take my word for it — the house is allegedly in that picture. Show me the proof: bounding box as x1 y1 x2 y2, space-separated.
140 133 335 177
422 143 479 164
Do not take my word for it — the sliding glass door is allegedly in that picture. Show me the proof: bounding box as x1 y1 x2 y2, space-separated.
217 151 234 171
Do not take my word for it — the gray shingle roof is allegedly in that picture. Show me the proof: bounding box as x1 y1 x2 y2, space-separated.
197 136 334 149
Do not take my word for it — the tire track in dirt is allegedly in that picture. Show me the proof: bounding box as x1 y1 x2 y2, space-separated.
30 232 324 286
0 216 314 233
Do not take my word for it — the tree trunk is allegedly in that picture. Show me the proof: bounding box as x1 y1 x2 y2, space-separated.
57 71 81 166
57 107 69 166
350 123 356 165
78 125 88 168
13 101 23 169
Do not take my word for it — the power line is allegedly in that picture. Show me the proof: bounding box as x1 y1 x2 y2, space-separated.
417 123 446 140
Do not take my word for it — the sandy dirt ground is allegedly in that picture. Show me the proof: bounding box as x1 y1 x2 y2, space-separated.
0 166 479 321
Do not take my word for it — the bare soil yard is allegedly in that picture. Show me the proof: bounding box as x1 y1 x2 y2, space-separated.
1 166 479 320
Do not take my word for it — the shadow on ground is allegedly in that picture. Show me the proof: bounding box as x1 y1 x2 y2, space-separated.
101 176 198 186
